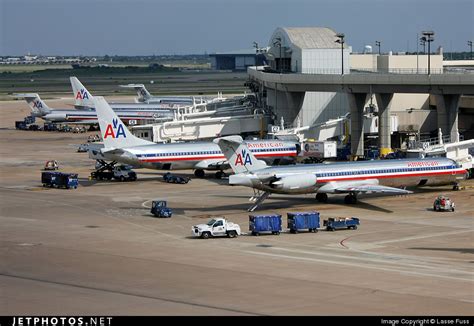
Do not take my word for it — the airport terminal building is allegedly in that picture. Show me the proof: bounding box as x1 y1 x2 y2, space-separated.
262 27 351 127
249 26 474 156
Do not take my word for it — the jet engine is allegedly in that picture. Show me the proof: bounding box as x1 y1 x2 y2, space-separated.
270 174 317 192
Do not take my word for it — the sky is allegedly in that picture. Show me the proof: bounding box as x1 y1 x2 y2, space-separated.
1 0 473 56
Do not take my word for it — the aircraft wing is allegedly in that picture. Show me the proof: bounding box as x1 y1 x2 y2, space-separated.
64 120 98 125
333 184 412 194
317 179 413 194
194 159 229 170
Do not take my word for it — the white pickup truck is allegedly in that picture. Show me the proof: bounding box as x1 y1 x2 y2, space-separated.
191 217 241 239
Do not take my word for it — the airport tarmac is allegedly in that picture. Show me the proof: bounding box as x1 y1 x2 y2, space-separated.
1 99 473 315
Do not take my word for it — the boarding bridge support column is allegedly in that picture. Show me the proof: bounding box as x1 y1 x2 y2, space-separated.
267 85 304 127
435 95 460 143
347 93 367 159
375 93 394 157
284 91 305 123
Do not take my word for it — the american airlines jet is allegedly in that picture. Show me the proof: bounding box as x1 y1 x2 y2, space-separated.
214 136 468 211
71 77 184 110
92 97 298 178
16 93 173 125
119 84 194 105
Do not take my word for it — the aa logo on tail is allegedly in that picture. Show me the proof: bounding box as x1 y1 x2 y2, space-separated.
33 100 43 109
104 118 127 139
140 89 147 96
235 149 252 166
76 89 90 100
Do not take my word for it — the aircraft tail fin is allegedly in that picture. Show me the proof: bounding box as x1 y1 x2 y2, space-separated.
14 93 51 115
214 136 267 174
93 96 153 149
120 84 151 102
70 77 95 108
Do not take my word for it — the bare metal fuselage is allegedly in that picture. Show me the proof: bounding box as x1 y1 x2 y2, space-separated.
232 157 467 194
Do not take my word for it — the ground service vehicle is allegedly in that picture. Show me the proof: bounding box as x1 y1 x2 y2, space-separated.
249 214 282 236
287 211 320 233
15 121 27 130
150 200 173 218
43 123 58 132
301 141 337 162
42 172 78 189
191 217 241 239
44 160 59 170
15 116 36 130
90 165 137 181
433 195 455 212
88 134 101 142
163 172 190 184
324 217 360 231
77 144 89 152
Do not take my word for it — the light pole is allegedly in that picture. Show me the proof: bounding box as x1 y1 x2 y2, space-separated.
420 36 427 53
253 41 259 68
335 33 345 75
273 37 282 73
468 40 473 60
375 40 381 55
422 31 434 75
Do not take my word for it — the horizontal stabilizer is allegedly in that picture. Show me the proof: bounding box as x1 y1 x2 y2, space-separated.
120 84 146 88
101 148 125 156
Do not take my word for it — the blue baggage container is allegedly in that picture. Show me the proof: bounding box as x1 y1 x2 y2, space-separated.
42 172 78 189
249 214 282 236
287 211 320 233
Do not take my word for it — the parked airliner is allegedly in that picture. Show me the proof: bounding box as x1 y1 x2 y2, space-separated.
16 93 173 125
70 77 183 110
119 84 194 105
214 135 468 211
91 97 298 178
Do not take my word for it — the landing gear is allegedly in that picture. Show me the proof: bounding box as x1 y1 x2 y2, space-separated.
215 171 226 179
453 183 460 191
344 193 358 204
194 169 205 178
316 193 328 203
